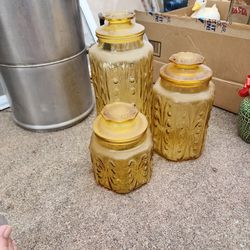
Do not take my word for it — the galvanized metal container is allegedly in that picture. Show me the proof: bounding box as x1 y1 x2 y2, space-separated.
0 50 93 131
0 0 94 131
0 0 85 65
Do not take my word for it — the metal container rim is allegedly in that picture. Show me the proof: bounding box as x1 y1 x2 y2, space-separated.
0 49 87 69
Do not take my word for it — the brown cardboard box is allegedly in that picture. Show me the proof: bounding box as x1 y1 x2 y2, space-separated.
136 1 250 113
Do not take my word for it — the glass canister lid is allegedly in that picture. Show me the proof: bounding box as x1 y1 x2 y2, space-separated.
96 12 145 44
160 52 213 88
93 102 148 145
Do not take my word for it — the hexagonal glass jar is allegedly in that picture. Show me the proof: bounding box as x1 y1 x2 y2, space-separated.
89 102 153 194
89 12 153 124
152 52 215 161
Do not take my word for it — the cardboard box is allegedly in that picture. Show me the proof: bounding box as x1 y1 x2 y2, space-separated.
136 1 250 113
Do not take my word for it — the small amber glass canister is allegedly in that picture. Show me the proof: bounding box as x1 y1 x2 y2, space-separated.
89 102 153 194
89 12 153 124
152 52 215 161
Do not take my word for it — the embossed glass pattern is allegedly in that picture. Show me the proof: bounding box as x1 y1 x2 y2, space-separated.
89 12 153 124
152 52 215 161
89 102 153 194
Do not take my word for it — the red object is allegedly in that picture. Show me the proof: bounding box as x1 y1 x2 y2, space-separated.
246 75 250 87
232 6 248 16
239 75 250 97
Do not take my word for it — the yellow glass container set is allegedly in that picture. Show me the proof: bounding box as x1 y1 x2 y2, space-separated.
89 12 215 194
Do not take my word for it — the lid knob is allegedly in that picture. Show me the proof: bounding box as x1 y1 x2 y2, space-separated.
169 52 204 69
104 12 135 24
95 11 145 44
101 102 138 123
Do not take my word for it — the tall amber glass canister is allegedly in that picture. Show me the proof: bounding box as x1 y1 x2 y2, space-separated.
89 12 153 124
89 102 153 194
152 52 215 161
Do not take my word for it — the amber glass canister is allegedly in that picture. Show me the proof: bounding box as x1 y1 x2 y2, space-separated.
152 52 215 161
89 12 153 124
89 102 153 194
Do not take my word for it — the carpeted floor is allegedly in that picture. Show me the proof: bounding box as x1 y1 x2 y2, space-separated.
0 107 249 250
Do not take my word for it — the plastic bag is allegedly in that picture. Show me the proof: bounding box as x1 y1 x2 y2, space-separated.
228 0 250 24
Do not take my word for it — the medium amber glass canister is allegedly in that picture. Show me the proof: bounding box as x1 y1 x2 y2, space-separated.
89 12 153 124
89 102 153 194
152 52 215 161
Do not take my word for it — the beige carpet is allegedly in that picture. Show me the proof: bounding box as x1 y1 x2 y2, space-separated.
0 107 249 250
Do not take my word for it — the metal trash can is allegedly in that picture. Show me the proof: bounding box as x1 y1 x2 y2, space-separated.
0 0 94 131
